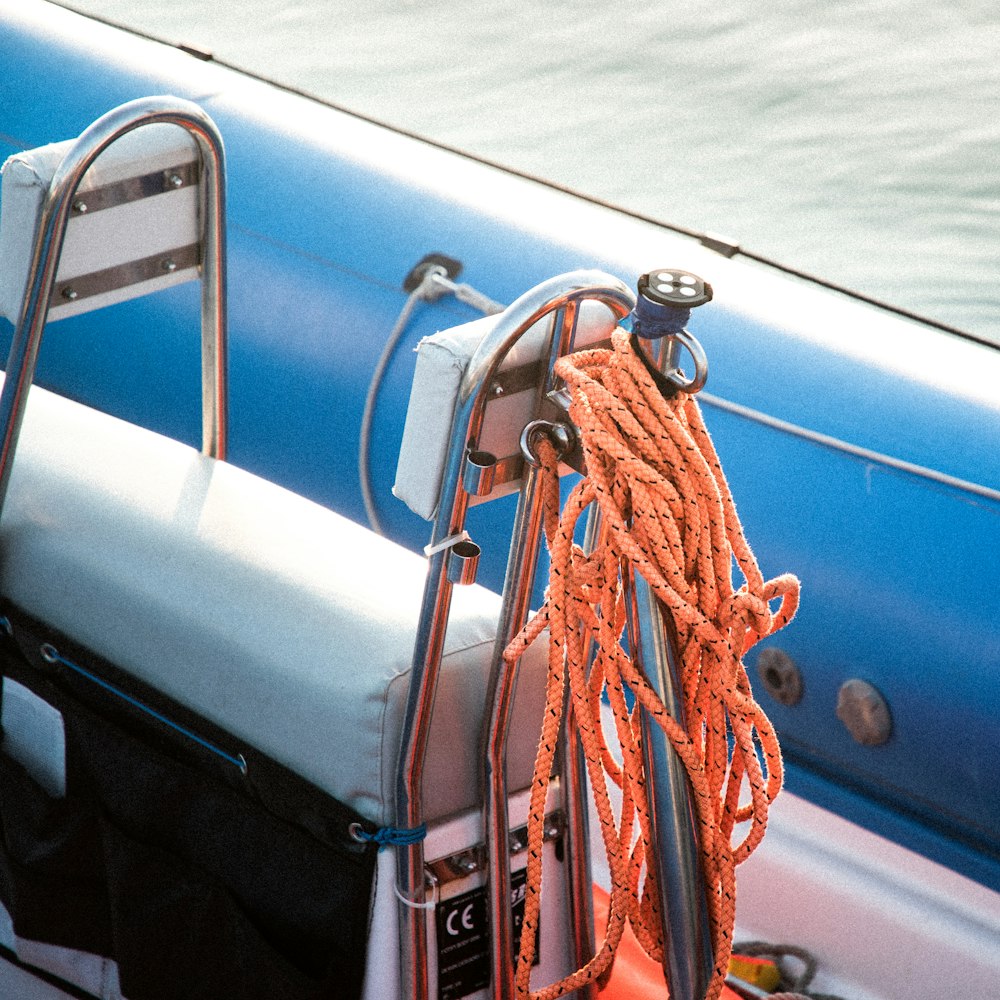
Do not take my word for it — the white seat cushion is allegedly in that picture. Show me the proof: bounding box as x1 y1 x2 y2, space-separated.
0 378 547 824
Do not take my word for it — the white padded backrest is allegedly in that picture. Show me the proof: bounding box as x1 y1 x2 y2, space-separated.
393 299 618 520
0 378 547 825
0 123 199 323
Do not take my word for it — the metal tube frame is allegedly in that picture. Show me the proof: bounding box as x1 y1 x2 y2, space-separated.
549 500 605 1000
0 95 228 519
394 271 633 1000
624 568 715 1000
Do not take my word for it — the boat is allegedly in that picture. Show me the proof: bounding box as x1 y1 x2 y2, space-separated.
0 3 998 1000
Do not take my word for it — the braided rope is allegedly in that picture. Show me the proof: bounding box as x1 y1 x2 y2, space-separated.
506 328 800 1000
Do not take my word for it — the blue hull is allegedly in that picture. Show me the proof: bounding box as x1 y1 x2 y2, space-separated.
2 1 999 894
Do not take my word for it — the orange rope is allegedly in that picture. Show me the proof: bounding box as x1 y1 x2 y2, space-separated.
507 328 800 1000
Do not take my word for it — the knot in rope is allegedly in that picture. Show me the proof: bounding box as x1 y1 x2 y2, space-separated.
508 328 800 1000
351 822 427 851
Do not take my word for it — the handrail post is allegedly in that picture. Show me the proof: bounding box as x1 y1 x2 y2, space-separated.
619 270 717 1000
394 272 632 1000
0 95 227 521
624 568 715 1000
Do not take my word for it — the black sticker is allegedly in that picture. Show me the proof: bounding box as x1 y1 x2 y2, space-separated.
435 868 538 1000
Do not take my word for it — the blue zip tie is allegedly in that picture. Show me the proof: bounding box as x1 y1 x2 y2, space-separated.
351 822 427 851
40 643 248 774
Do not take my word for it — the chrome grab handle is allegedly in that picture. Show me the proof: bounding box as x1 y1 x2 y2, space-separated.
0 95 228 518
395 271 634 1000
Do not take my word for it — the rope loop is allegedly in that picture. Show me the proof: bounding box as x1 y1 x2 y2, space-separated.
508 328 800 1000
349 822 427 851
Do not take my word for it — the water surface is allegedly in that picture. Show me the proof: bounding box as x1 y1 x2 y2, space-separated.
65 0 1000 341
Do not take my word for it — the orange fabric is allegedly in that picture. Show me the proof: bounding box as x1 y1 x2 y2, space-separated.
593 886 743 1000
508 330 800 1000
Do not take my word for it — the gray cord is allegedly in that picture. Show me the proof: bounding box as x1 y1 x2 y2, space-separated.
699 391 1000 505
358 267 503 534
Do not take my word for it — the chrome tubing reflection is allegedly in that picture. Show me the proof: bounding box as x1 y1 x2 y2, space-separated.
0 95 227 519
625 568 714 1000
394 271 633 1000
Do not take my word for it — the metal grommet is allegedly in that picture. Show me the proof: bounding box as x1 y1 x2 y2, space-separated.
40 643 60 664
236 753 249 776
0 616 12 638
756 647 803 706
519 418 575 468
348 822 367 844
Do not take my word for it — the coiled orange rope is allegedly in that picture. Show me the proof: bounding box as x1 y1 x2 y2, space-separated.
506 328 800 1000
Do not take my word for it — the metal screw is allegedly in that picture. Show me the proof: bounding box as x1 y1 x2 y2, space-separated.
61 287 78 301
455 854 478 875
836 678 892 746
492 382 505 397
167 172 184 188
162 258 178 273
72 199 88 214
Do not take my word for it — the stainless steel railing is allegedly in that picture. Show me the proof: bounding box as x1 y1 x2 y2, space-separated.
396 266 717 1000
0 95 228 518
394 271 634 1000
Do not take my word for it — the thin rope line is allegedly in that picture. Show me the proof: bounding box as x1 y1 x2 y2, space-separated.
358 268 503 535
699 391 1000 505
42 645 248 773
359 276 436 535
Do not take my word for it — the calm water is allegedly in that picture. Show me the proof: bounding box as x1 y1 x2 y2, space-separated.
68 0 1000 342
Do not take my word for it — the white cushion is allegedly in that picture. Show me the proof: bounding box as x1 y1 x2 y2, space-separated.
0 378 547 824
0 124 200 323
393 300 618 520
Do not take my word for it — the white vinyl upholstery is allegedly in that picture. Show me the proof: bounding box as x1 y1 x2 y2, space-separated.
393 300 618 520
0 123 199 323
0 377 548 825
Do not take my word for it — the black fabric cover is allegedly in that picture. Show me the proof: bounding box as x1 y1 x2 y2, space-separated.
0 603 378 1000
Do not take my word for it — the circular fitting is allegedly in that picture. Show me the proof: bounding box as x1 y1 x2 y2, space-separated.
519 419 574 468
756 647 803 706
836 678 892 746
639 269 713 309
662 328 709 395
445 538 481 586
